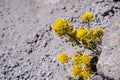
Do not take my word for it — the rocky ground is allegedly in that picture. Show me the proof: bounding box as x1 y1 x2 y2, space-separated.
0 0 120 80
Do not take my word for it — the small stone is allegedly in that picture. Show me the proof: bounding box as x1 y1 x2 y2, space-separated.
31 75 37 80
47 71 53 77
25 48 33 54
41 40 47 47
1 33 4 37
92 75 103 80
114 2 120 8
26 39 33 44
41 73 46 77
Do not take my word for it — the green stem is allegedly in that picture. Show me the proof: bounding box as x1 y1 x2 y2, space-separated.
87 20 91 29
67 33 87 53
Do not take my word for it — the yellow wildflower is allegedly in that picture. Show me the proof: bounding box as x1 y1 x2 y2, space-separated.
79 55 91 66
93 28 104 39
81 13 94 23
73 54 91 66
52 19 73 37
71 65 82 78
58 53 70 64
72 54 91 79
73 54 81 65
81 70 91 80
76 28 89 41
71 64 91 79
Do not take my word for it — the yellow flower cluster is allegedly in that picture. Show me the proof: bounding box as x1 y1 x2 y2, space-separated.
93 28 104 39
73 54 91 66
76 28 89 41
81 13 94 23
58 53 70 64
54 12 104 80
71 54 91 79
76 28 103 48
52 19 73 37
71 66 91 80
71 65 82 78
81 70 91 80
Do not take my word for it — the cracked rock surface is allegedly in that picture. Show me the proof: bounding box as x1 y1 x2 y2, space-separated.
97 15 120 80
0 0 120 80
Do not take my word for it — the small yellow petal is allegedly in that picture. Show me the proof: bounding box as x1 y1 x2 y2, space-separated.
81 13 94 23
58 53 70 64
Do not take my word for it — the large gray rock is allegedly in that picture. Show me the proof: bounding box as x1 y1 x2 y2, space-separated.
97 16 120 80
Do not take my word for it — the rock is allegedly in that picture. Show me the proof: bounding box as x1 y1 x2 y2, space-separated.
97 16 120 80
114 2 120 9
92 75 103 80
30 75 37 80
